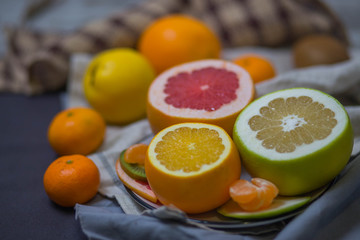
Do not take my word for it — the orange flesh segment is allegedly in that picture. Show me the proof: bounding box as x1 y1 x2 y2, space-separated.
124 143 148 164
115 158 157 203
229 179 258 204
249 96 337 153
229 178 279 211
154 127 225 172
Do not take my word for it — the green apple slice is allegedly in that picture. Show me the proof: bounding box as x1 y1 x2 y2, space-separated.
218 196 311 220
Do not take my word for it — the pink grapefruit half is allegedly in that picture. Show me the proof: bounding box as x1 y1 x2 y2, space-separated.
146 60 255 135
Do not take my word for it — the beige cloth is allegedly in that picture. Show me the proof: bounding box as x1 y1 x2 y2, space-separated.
66 47 360 215
0 0 348 95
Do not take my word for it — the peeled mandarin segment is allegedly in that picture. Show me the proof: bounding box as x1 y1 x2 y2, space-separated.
229 179 258 204
124 143 148 164
229 178 279 212
251 178 279 209
238 190 265 212
251 178 279 198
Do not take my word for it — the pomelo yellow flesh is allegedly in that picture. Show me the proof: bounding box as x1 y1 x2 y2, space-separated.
233 88 353 196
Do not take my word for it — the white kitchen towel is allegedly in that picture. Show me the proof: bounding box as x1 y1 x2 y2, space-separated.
65 48 360 215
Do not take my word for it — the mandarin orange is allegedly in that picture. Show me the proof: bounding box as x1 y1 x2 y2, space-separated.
43 154 100 207
48 107 106 155
232 54 276 84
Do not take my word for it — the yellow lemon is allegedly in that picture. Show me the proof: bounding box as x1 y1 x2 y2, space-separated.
83 48 155 125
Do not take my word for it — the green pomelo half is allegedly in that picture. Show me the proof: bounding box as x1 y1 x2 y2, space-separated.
218 196 311 220
233 88 353 196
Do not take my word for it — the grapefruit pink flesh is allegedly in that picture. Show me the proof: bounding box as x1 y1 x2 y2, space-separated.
147 60 255 135
164 67 239 111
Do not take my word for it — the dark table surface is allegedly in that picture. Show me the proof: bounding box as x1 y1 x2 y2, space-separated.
0 1 358 239
0 92 87 239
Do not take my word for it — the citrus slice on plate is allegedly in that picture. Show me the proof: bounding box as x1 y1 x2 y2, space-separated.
218 195 311 220
115 151 157 203
146 60 255 135
233 88 353 196
145 122 241 214
232 54 276 84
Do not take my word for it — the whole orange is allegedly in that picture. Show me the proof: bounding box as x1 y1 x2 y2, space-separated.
43 154 100 207
232 54 276 84
138 14 221 74
48 107 106 156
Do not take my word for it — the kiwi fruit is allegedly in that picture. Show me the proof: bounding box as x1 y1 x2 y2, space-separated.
293 34 349 68
119 149 147 181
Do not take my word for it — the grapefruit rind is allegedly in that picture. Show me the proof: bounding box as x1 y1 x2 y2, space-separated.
147 60 255 134
217 196 311 220
115 151 158 203
233 88 353 195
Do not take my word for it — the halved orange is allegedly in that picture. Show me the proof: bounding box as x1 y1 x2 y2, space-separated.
146 60 255 135
145 122 241 214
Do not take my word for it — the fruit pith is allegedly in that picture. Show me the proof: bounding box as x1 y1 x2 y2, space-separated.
147 60 255 135
164 67 239 111
233 88 353 195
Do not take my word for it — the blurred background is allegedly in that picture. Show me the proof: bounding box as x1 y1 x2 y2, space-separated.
0 0 359 57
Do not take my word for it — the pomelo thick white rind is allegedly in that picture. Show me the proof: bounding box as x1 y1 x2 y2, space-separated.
218 196 311 220
147 59 255 135
233 88 353 196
